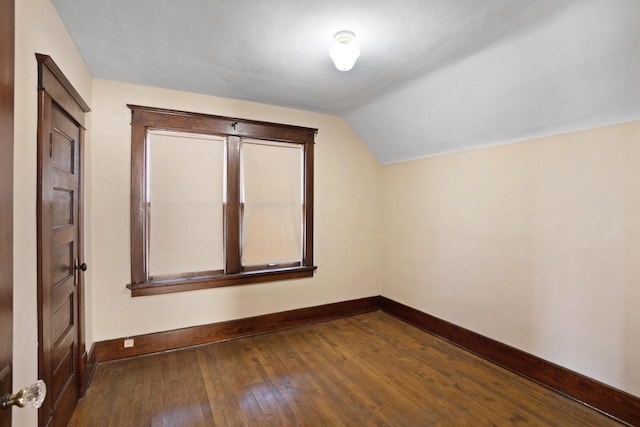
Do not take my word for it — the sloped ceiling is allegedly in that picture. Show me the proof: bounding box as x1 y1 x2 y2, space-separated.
52 0 640 163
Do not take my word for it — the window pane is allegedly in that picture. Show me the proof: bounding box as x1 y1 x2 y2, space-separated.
241 139 303 266
147 131 225 276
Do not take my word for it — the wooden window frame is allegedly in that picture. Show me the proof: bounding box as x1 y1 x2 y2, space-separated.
127 105 316 297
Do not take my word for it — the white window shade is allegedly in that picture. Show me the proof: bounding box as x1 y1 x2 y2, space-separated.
241 139 303 266
147 131 226 276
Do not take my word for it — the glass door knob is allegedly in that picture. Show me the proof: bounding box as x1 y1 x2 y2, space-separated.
0 380 46 409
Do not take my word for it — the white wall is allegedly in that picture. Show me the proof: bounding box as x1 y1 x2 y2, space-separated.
89 79 383 342
13 0 92 426
381 121 640 396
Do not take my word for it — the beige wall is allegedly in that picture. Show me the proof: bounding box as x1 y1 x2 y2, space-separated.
89 79 383 341
381 121 640 396
13 0 93 426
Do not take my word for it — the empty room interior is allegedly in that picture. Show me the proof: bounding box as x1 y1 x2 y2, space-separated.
3 0 640 426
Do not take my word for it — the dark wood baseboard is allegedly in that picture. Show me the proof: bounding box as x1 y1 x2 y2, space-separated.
80 343 97 396
90 295 638 426
378 296 640 427
94 296 380 362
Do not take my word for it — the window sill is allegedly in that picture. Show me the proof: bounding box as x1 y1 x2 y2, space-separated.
126 266 317 297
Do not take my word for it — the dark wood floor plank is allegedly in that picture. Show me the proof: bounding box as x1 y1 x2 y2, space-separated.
289 326 397 425
262 330 348 426
68 311 621 426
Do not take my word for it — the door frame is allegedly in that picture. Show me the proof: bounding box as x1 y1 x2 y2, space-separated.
0 0 15 425
36 54 90 426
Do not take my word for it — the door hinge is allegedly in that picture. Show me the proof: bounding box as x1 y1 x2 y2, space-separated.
49 133 53 158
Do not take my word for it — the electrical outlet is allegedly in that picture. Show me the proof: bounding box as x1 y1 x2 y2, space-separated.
124 338 134 348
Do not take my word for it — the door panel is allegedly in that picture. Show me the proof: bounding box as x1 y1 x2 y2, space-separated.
0 0 14 425
38 100 81 427
52 190 73 227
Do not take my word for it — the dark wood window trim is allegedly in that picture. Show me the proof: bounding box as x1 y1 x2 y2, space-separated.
127 105 317 296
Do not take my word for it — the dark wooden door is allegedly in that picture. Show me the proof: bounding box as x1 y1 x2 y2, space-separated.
37 98 82 427
0 0 14 425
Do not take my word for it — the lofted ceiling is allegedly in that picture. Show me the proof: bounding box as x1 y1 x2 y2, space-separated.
52 0 640 163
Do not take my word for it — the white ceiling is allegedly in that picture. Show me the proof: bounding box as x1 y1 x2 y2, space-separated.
52 0 640 163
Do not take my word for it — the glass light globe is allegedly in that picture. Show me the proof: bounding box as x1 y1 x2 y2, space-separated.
329 31 361 71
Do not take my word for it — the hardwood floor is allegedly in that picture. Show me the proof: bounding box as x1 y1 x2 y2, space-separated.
68 312 620 426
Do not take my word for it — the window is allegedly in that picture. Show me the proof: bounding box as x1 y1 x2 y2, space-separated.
127 105 316 296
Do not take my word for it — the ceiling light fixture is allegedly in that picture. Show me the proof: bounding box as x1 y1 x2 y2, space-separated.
329 30 360 71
